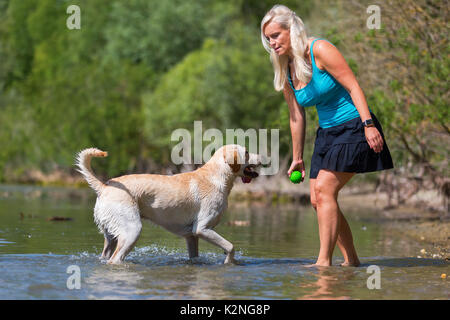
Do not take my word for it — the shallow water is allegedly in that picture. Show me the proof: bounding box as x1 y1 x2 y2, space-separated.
0 184 448 299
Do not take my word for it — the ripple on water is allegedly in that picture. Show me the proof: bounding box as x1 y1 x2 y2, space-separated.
0 238 15 246
0 250 448 300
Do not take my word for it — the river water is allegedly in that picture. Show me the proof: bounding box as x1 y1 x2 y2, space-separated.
0 184 448 299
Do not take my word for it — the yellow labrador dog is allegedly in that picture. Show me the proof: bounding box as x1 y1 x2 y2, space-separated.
76 145 261 264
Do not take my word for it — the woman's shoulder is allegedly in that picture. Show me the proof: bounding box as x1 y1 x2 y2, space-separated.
310 38 335 51
311 38 337 51
310 38 338 70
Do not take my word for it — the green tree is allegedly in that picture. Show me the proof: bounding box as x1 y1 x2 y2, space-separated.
102 0 238 72
0 0 315 181
142 24 289 166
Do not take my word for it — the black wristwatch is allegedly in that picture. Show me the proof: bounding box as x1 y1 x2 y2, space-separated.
362 119 375 128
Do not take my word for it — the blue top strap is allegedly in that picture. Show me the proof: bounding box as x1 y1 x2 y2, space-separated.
310 38 335 70
287 38 325 90
310 38 321 69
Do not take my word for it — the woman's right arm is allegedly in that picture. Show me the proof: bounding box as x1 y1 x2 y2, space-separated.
283 85 306 178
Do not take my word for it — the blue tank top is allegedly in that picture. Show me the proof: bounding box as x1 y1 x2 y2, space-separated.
287 38 361 128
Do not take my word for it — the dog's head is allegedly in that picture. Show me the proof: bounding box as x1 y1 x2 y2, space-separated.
218 144 261 183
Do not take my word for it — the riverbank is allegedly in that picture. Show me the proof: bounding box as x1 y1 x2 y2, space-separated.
338 192 449 261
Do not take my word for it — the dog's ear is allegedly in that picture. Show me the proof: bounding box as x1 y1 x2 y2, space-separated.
223 147 241 173
230 150 241 173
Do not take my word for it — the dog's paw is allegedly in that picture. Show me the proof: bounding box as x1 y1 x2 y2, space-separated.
224 257 237 265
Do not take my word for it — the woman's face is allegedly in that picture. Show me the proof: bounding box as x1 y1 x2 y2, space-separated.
263 21 291 56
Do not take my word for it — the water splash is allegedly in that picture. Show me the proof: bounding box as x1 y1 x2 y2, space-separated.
69 251 98 261
124 245 248 266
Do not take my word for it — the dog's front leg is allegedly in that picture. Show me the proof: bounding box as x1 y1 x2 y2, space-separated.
101 235 117 260
185 235 199 259
195 228 236 264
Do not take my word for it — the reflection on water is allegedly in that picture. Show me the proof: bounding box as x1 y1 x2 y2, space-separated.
0 184 448 299
298 267 354 300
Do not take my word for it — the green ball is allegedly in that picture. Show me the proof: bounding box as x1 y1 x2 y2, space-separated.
290 170 303 184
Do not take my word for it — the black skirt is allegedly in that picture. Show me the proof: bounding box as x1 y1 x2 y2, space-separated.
310 113 394 179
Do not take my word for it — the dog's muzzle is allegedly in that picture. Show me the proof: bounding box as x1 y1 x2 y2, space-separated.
242 165 259 183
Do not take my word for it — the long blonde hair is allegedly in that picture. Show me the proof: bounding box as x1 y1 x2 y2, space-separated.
261 5 312 92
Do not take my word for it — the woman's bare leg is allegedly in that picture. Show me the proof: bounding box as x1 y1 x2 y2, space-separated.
309 170 359 266
336 207 360 266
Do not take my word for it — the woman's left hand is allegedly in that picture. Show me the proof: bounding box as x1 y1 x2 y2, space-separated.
364 127 384 153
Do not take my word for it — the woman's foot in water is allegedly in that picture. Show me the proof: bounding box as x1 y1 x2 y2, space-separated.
340 259 360 267
304 259 332 267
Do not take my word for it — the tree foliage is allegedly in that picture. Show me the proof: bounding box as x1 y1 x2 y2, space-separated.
0 0 447 209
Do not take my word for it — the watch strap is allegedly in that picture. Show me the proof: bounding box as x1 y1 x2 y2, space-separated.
362 119 374 127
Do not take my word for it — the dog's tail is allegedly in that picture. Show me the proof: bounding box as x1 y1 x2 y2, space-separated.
75 148 108 195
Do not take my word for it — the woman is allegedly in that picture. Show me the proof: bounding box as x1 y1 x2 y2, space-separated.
261 5 393 267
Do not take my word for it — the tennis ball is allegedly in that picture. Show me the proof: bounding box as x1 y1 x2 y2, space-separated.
290 170 303 184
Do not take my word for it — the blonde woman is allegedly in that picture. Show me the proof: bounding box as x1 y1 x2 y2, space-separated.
261 5 393 267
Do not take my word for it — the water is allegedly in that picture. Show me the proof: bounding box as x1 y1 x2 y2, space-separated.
0 184 448 299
